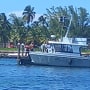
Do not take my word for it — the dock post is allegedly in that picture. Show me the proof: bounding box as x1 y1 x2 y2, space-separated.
21 43 25 56
17 42 21 64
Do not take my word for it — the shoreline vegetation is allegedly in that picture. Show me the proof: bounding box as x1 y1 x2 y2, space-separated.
0 48 17 51
0 5 90 49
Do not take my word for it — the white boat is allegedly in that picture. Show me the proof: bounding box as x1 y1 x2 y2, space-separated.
29 37 90 67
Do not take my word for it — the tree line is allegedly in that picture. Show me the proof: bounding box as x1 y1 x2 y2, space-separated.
0 5 90 47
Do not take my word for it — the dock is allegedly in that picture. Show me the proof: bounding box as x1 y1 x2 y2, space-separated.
0 51 32 65
0 51 18 58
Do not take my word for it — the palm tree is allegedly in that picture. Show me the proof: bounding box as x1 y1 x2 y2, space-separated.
38 15 50 40
31 21 39 28
68 5 89 37
22 5 36 27
38 15 48 27
0 13 11 47
9 13 26 43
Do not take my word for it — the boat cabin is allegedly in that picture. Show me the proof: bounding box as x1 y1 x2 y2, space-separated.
47 37 88 54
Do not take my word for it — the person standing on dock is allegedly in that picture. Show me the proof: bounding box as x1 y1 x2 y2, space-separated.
21 43 25 56
25 43 30 56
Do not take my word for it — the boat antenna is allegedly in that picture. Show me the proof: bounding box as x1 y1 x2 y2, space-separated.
65 14 72 38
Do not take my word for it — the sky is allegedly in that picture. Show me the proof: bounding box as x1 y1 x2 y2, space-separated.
0 0 90 20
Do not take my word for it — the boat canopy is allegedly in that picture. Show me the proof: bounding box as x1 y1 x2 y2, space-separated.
48 37 87 46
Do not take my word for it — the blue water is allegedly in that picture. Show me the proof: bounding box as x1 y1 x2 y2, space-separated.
0 58 90 90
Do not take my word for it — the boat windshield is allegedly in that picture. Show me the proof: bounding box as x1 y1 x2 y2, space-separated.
49 43 73 53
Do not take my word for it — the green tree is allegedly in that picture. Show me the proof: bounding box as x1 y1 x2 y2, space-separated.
45 6 69 39
0 13 11 47
68 6 89 37
22 5 36 27
38 15 50 40
78 7 89 37
9 13 26 44
22 5 36 42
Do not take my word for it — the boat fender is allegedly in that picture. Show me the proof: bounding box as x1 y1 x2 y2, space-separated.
68 59 72 65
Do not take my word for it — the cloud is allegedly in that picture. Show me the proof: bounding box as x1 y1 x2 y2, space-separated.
7 11 42 21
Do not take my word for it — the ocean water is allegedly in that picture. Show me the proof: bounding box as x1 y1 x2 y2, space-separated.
0 58 90 90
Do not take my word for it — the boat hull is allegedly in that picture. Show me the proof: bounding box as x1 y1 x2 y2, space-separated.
29 52 90 67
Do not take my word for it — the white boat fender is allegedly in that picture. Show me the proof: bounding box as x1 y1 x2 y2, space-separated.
68 59 72 65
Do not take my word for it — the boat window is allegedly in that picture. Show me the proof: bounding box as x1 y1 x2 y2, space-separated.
49 43 73 53
54 44 73 52
54 44 61 52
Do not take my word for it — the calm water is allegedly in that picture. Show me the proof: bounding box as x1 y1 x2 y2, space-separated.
0 58 90 90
